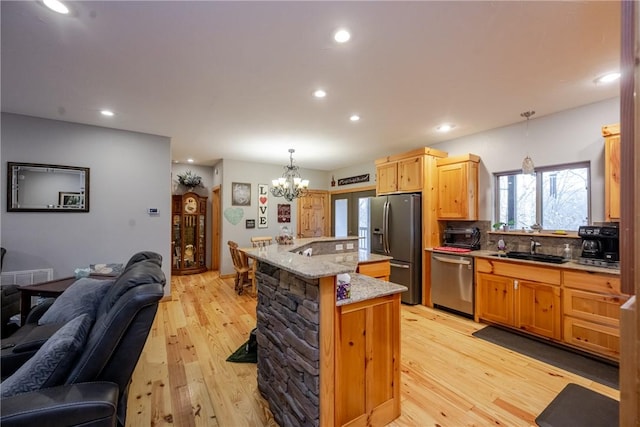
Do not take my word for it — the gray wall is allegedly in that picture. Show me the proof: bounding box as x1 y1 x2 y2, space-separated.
219 158 329 276
1 113 172 292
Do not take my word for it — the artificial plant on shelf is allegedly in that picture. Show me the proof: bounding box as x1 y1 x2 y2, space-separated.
177 170 203 190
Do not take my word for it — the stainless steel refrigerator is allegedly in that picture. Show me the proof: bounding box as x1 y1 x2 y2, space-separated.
370 193 422 304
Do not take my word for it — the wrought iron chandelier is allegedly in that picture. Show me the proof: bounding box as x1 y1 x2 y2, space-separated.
270 149 310 201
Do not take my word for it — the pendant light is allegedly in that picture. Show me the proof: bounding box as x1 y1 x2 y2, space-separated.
520 110 536 175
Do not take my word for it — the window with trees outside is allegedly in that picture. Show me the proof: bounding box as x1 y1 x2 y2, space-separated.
494 162 590 231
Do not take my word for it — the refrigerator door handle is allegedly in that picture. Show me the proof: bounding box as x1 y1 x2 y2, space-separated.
383 201 390 254
390 262 410 269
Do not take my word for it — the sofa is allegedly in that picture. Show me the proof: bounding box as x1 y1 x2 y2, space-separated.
0 251 165 427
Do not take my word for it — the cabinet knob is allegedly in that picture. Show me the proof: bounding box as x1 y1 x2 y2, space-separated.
514 280 519 290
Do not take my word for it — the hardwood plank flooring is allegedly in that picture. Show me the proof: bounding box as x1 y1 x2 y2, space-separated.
127 271 619 426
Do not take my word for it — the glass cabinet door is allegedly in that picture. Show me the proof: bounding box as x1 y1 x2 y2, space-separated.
183 214 197 268
172 214 181 269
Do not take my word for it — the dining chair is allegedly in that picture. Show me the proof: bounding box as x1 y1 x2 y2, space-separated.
249 237 273 296
227 241 252 295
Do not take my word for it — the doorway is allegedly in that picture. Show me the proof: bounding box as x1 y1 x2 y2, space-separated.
331 189 376 251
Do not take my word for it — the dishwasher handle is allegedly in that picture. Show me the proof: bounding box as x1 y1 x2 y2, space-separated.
432 255 472 266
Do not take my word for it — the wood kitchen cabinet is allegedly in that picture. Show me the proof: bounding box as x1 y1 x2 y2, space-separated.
475 258 561 340
375 155 423 194
562 270 628 360
436 154 480 220
357 260 390 281
335 294 401 426
602 123 620 222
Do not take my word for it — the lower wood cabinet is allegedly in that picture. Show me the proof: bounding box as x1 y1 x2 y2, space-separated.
476 259 562 341
335 294 401 427
562 270 628 360
356 260 390 281
476 258 627 361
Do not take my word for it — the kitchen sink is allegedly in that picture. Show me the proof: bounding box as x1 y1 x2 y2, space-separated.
491 251 568 264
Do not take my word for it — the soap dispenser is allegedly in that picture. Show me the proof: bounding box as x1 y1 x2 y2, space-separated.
563 243 572 261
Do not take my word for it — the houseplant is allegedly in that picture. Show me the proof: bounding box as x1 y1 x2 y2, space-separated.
177 170 202 190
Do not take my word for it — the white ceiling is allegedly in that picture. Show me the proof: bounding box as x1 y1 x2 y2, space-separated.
1 1 621 171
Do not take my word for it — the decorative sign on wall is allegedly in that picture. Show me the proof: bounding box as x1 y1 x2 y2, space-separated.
257 184 268 229
338 173 370 186
246 219 255 229
231 182 251 206
278 204 291 223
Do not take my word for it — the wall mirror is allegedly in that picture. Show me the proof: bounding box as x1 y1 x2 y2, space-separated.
7 162 90 212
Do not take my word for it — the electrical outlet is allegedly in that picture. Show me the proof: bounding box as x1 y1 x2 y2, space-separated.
346 243 354 250
335 244 344 251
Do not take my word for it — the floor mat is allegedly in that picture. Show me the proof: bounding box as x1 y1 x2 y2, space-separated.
472 326 618 389
535 383 619 427
226 339 257 363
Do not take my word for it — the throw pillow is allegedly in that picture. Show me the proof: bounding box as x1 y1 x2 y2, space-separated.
1 313 92 397
38 278 113 325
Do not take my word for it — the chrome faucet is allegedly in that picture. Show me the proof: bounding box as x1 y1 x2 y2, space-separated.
530 238 541 254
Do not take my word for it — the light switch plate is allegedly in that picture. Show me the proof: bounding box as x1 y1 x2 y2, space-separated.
335 244 344 251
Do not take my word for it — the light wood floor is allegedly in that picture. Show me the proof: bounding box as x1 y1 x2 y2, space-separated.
127 271 619 426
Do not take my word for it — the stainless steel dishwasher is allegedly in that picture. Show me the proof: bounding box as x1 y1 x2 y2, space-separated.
430 252 474 317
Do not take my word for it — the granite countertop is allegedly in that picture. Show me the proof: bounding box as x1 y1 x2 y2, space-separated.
242 237 404 305
336 273 407 307
426 247 620 275
243 237 392 279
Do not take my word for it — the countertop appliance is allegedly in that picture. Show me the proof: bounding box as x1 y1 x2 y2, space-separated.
370 193 422 304
578 224 620 269
441 227 481 250
431 252 474 318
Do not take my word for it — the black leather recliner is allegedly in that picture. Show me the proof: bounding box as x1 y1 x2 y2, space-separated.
0 252 166 427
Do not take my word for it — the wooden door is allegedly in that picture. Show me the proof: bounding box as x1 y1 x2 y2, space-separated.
477 273 514 326
376 162 398 194
603 127 621 221
516 280 561 340
297 190 329 237
211 186 221 271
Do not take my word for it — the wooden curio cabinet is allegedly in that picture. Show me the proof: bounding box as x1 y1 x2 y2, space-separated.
172 192 207 275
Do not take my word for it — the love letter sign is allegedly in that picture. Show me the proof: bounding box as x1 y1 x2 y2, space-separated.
257 184 268 229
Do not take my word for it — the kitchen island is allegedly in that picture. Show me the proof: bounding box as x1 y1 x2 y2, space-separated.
243 237 406 427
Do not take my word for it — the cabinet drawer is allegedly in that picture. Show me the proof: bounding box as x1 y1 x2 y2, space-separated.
563 288 628 327
563 270 621 294
475 258 561 285
563 316 620 360
357 261 390 280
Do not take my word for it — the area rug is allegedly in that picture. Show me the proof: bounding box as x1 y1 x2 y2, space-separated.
535 383 619 427
472 326 618 389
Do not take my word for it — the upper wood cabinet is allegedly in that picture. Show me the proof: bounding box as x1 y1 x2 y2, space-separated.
436 154 480 220
375 148 447 195
602 123 620 222
375 155 423 194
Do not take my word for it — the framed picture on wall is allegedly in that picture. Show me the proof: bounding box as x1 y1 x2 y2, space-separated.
246 219 256 229
59 192 83 208
231 182 251 206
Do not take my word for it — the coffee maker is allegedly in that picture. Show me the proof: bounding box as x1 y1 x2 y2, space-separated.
577 224 620 268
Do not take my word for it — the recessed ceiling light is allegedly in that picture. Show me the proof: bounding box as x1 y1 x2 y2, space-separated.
43 0 69 14
100 110 114 117
595 72 621 84
334 29 351 43
350 115 360 122
436 123 455 132
187 159 194 163
313 89 327 98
